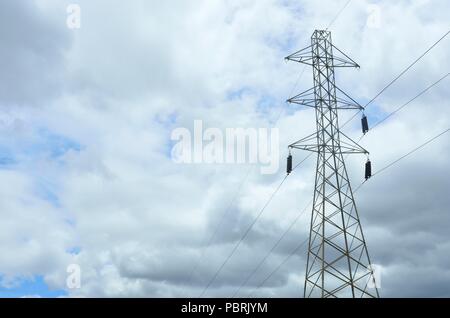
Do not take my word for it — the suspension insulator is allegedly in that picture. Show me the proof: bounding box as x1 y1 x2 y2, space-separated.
287 154 293 175
365 160 372 180
362 114 369 134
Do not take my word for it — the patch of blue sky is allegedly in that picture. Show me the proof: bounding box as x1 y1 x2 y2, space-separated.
35 128 82 159
154 112 182 160
0 129 83 208
227 87 288 125
265 33 294 54
357 98 389 124
226 86 278 117
165 138 178 160
226 86 254 101
18 131 81 163
256 95 284 125
155 111 178 128
66 246 81 255
0 275 67 298
266 25 311 57
64 217 77 228
283 99 305 117
339 100 388 135
33 177 61 208
267 3 308 54
0 145 17 168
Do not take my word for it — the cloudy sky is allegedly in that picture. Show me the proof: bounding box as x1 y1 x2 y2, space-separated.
0 0 449 298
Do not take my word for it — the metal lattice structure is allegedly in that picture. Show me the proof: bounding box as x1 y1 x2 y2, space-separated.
286 30 379 298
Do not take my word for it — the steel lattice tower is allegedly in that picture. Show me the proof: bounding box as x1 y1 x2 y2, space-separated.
286 30 379 298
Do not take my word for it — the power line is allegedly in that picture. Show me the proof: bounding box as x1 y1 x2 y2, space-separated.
232 198 313 297
326 0 352 30
238 70 438 297
370 72 450 131
199 174 289 297
349 71 450 148
373 128 450 177
269 124 448 296
247 181 370 297
233 27 450 299
292 153 314 171
248 237 309 297
247 127 450 297
185 59 306 295
188 66 306 294
341 29 450 129
210 26 450 300
194 3 359 297
366 29 449 108
237 70 449 297
190 62 306 297
190 59 305 298
288 81 445 202
229 155 322 298
182 167 253 296
241 77 450 294
248 180 367 297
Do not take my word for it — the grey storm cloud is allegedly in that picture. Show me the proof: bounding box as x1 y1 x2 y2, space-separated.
0 0 449 298
0 1 71 106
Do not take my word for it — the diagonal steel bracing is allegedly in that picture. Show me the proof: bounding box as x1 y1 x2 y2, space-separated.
286 30 379 298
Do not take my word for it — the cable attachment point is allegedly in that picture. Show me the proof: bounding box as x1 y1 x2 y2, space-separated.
362 113 369 135
365 157 372 180
287 147 293 175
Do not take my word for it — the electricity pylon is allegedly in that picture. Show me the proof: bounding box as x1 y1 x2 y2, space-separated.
286 30 379 298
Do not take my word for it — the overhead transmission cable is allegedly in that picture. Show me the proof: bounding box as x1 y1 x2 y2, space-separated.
349 72 450 151
341 29 450 129
198 174 289 297
231 198 312 298
235 80 449 296
231 26 450 300
326 0 352 30
247 127 450 297
181 167 253 296
213 26 449 300
189 59 448 296
372 128 450 178
290 21 449 178
185 46 306 296
196 0 356 297
369 72 450 132
187 64 306 297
